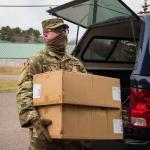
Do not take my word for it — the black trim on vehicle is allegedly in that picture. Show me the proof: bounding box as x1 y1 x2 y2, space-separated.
118 0 139 20
125 138 150 146
90 17 140 29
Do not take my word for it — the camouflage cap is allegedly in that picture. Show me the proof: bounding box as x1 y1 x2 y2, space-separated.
42 18 69 31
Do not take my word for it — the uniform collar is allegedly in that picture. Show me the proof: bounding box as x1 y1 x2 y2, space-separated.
45 46 71 61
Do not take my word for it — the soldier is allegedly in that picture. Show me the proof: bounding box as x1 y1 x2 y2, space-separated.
16 18 87 150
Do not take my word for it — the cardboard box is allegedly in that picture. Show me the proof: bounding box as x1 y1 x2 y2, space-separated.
33 70 121 108
37 105 123 140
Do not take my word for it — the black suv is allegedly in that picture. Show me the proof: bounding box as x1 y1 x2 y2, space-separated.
48 0 150 149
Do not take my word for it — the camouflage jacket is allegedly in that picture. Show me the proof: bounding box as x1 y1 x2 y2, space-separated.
16 47 87 128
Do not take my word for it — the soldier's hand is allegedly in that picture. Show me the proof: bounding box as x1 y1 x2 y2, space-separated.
42 119 52 127
32 118 52 142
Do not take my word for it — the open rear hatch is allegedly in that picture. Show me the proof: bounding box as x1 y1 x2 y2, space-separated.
47 0 139 28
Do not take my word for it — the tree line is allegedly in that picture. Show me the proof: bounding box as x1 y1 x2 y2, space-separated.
0 26 42 43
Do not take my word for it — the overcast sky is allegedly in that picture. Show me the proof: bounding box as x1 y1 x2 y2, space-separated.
0 0 148 40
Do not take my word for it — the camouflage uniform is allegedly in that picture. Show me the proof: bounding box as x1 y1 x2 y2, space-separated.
16 46 87 149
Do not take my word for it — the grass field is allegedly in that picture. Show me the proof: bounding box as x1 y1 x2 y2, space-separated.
0 80 17 92
0 67 22 75
0 67 20 92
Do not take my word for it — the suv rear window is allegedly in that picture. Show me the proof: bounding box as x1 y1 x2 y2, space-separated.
83 38 137 63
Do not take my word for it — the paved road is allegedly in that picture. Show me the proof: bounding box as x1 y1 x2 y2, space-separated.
0 93 29 150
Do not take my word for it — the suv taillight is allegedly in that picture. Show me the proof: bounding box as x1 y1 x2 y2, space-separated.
130 88 150 128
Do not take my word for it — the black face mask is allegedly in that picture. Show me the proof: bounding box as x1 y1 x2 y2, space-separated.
46 31 68 57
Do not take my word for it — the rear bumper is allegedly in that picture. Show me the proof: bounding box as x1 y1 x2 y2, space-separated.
125 138 150 145
130 127 150 140
124 138 150 150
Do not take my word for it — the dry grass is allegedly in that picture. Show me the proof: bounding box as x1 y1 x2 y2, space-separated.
0 80 18 92
0 67 22 75
0 67 21 92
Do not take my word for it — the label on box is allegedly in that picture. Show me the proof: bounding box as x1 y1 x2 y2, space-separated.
113 119 123 134
112 87 121 101
33 84 41 99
